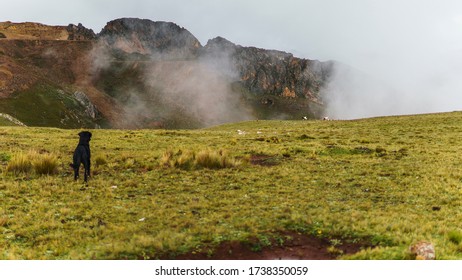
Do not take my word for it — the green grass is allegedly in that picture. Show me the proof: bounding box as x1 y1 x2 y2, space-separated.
1 112 462 259
0 118 18 126
0 83 106 128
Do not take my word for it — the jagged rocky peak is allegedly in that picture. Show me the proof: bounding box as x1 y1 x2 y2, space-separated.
98 18 202 59
66 23 96 40
200 36 238 60
204 36 237 50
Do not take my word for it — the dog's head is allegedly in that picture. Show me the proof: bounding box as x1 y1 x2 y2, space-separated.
78 131 92 144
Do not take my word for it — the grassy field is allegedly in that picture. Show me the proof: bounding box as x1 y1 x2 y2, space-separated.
1 112 462 259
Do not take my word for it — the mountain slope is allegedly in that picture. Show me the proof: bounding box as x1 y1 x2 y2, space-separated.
0 18 334 129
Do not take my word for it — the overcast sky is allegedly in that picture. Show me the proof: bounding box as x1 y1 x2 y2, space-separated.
2 0 462 117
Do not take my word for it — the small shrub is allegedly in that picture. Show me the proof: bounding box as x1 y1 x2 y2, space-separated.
123 158 136 169
299 134 315 140
255 137 281 143
267 136 280 143
0 152 11 163
94 155 107 167
375 147 387 157
327 246 344 256
448 230 462 245
352 146 374 155
318 145 351 156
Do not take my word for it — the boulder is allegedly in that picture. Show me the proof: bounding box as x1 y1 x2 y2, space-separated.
409 241 435 260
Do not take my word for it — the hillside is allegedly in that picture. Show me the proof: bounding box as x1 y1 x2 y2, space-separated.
1 112 462 259
0 21 95 40
0 18 333 129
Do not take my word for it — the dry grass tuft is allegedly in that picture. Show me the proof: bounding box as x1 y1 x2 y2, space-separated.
6 151 58 175
32 153 58 175
160 149 243 170
6 152 33 174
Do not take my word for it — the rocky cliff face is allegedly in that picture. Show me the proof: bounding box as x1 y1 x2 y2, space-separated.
0 18 334 129
98 18 202 59
202 37 332 104
66 23 96 40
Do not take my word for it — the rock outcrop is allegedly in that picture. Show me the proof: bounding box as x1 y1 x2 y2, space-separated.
66 23 96 40
202 36 333 104
73 91 99 119
0 21 69 40
0 21 95 41
98 18 202 59
409 241 436 260
0 113 26 126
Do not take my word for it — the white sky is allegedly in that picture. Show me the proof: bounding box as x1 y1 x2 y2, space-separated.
2 0 462 116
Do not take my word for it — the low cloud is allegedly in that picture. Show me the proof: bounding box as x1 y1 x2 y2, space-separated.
87 35 254 128
324 52 462 120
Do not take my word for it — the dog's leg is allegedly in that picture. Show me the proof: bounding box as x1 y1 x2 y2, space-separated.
73 164 79 181
83 162 90 182
72 149 82 181
70 161 80 180
83 165 88 182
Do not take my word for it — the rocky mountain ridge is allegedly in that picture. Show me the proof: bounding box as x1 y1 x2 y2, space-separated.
0 21 95 40
0 18 334 129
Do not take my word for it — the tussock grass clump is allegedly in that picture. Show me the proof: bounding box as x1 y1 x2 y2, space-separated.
160 148 242 170
448 231 462 245
94 155 107 167
6 151 58 175
159 149 175 168
32 153 58 175
6 152 32 174
175 151 196 169
195 149 241 169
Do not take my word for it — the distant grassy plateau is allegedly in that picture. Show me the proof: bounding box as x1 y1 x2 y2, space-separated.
1 112 462 259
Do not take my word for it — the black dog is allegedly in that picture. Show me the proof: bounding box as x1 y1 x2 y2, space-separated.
70 131 92 182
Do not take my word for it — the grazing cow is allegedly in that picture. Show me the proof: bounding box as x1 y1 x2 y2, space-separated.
302 116 308 120
70 131 92 182
323 116 330 121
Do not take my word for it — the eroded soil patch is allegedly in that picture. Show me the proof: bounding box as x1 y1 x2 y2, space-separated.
173 231 371 260
249 154 281 166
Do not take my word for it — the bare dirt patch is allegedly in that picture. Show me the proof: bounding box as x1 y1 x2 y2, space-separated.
249 154 281 166
173 231 370 260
